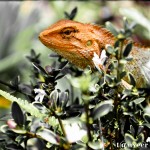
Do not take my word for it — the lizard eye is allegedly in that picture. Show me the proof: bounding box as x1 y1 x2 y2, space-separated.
86 40 92 46
61 27 77 38
64 30 72 35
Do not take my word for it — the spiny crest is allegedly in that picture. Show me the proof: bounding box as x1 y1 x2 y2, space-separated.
88 23 115 39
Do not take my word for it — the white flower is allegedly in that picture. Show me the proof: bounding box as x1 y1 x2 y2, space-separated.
34 88 46 102
92 50 107 71
64 123 87 143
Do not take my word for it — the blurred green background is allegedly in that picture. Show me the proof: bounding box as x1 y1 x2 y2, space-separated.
0 0 149 110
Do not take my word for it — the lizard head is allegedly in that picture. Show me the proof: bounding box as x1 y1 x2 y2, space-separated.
39 19 114 69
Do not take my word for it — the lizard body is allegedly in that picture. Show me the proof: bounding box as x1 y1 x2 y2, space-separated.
39 19 150 87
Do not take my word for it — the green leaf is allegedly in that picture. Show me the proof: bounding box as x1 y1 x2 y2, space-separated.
123 42 133 57
11 128 26 134
88 141 103 149
0 125 9 133
144 114 150 123
11 102 25 126
36 128 59 145
92 100 113 120
133 98 145 104
106 45 115 55
105 74 114 87
106 22 118 36
125 133 135 145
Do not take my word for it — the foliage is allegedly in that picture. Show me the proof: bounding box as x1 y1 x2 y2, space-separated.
0 7 150 150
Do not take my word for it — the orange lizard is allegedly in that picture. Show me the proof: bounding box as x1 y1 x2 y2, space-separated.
39 19 150 87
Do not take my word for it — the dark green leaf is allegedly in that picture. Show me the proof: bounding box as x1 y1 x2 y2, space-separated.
136 133 144 144
128 73 136 87
10 76 20 88
92 100 113 120
114 40 120 48
123 42 133 57
69 7 78 20
125 30 132 38
55 74 65 80
137 126 144 135
120 71 127 78
6 143 24 150
11 102 25 126
64 7 78 20
32 63 47 75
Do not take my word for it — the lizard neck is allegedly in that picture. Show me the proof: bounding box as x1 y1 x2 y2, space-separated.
90 24 115 50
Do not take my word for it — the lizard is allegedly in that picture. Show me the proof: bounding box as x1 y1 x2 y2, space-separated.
39 19 150 88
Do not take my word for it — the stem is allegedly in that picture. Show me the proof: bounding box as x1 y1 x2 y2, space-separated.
84 103 92 142
84 102 93 150
114 40 124 149
57 116 67 138
53 112 71 149
98 118 104 150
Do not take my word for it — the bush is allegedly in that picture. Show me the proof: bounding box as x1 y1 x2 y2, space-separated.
0 8 150 150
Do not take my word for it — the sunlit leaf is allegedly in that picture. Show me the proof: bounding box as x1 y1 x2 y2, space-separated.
106 22 118 36
125 133 135 145
144 114 150 123
133 98 145 104
88 141 103 149
36 128 59 145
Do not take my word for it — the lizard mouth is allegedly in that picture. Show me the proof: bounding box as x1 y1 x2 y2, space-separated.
39 33 79 50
